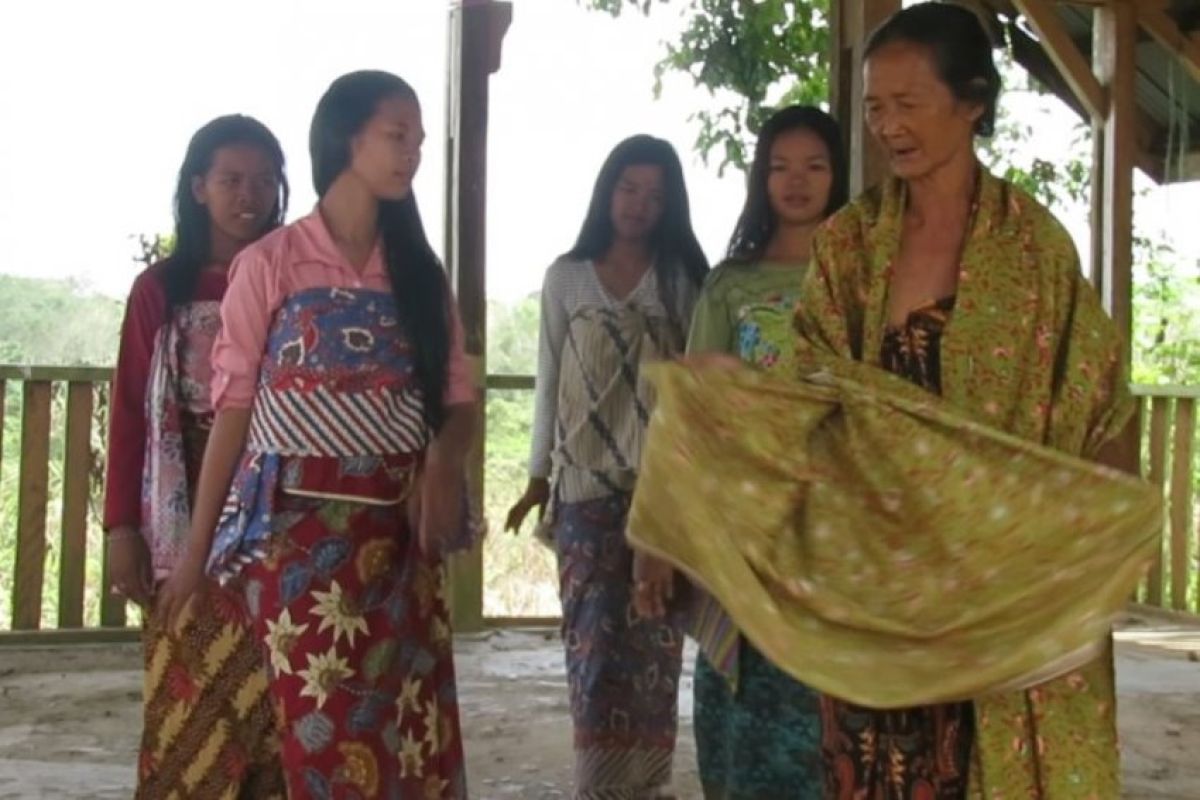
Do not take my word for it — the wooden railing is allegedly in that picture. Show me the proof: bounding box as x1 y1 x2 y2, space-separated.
1134 385 1199 613
0 367 547 641
1 367 1196 642
0 366 122 637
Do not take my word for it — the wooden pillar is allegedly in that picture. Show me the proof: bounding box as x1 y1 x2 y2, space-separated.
444 0 512 633
830 0 901 196
1093 0 1136 362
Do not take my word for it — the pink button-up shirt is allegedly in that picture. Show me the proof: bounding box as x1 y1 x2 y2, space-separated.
211 210 476 410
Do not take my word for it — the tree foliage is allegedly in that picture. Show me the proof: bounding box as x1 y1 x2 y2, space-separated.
0 275 124 366
582 0 829 174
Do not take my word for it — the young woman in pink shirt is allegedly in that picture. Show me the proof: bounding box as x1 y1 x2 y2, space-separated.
159 71 478 798
104 114 288 798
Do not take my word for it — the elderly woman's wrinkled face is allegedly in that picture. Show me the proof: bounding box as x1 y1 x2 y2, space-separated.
863 41 983 181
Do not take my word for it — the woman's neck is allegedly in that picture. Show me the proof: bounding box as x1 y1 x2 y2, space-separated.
603 237 653 269
906 150 979 228
208 228 242 268
320 173 380 253
763 220 819 264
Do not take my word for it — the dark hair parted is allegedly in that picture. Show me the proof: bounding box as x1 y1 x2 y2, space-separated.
865 2 1002 137
311 70 453 432
566 134 709 331
726 105 848 263
167 115 288 311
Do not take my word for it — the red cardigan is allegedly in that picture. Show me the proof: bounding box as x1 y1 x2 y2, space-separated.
103 263 227 532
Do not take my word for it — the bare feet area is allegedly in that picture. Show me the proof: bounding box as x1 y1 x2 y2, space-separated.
0 611 1197 799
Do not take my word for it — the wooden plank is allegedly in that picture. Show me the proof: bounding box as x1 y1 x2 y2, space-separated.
0 627 139 648
0 365 112 383
481 616 561 629
1132 384 1200 400
1013 0 1107 119
1127 602 1200 626
12 381 52 630
1139 6 1200 85
1095 0 1137 362
57 382 93 629
485 374 535 391
1144 396 1170 607
1168 398 1195 611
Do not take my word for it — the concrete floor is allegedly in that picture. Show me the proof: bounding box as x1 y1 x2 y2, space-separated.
0 611 1198 799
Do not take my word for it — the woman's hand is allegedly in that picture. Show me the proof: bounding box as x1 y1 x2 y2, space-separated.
106 527 154 608
411 459 466 556
410 402 476 555
632 550 675 619
156 546 208 628
504 478 550 534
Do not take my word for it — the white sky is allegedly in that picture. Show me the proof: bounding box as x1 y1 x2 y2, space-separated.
0 0 1195 304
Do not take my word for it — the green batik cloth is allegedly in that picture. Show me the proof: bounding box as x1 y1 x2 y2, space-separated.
628 357 1159 709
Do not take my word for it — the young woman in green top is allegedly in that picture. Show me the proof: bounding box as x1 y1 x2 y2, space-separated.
685 105 847 799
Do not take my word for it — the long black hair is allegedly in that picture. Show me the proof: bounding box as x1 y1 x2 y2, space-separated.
166 115 288 311
566 134 709 328
865 2 1002 137
310 70 452 432
726 105 848 263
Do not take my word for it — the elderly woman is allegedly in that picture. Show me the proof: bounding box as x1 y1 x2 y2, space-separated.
627 3 1159 799
807 3 1136 796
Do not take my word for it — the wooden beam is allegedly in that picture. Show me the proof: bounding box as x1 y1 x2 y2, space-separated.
1014 0 1107 119
1094 0 1138 359
0 366 111 383
1139 6 1200 85
444 0 512 634
1007 17 1169 185
0 628 140 648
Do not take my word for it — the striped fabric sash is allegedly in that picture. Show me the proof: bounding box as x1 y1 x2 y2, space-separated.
247 381 428 458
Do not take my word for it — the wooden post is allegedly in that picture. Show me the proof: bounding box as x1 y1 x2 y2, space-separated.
444 0 512 633
830 0 900 196
1094 0 1137 360
828 0 852 178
